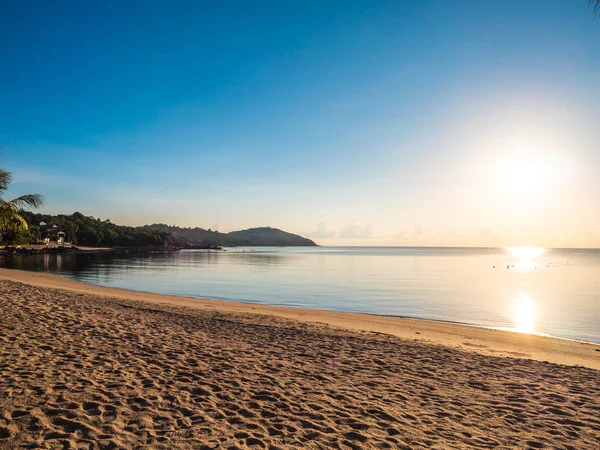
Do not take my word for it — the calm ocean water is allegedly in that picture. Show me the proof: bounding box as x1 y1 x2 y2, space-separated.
2 247 600 343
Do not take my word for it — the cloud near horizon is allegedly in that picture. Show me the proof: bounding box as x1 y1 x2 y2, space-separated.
311 221 375 240
412 224 424 240
392 230 408 240
339 221 374 239
312 222 337 239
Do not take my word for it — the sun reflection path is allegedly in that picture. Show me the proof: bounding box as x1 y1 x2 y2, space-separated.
507 247 546 271
514 293 536 334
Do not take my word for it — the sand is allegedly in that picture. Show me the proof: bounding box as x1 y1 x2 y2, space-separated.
0 270 599 449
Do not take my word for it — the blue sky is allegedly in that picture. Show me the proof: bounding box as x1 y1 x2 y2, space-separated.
1 1 599 246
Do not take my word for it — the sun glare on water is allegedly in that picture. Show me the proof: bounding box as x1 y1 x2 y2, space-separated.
507 247 545 259
506 247 546 271
505 248 543 333
514 293 536 334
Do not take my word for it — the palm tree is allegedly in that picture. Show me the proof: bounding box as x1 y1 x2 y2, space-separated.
0 164 44 243
591 0 600 12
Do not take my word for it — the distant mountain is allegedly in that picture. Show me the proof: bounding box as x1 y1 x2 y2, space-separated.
228 227 316 246
144 224 317 247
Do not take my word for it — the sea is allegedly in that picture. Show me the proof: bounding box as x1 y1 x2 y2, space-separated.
2 246 599 344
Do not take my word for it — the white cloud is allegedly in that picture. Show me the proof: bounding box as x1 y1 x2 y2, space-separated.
339 221 374 239
412 223 424 239
392 230 408 240
313 222 337 239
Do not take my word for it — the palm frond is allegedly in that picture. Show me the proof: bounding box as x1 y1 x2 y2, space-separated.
3 194 44 210
0 146 44 236
0 210 28 232
0 169 12 194
590 0 600 13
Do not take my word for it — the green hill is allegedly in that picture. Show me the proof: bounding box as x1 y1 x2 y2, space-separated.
228 227 316 246
143 224 317 247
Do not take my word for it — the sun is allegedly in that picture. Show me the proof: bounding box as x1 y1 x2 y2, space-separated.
500 155 553 198
485 150 576 215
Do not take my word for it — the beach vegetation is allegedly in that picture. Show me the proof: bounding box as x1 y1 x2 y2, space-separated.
0 154 44 244
20 211 170 247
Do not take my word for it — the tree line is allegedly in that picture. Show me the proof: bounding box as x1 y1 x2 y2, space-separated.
11 211 170 247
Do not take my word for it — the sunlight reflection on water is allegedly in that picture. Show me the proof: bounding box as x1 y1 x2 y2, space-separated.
513 292 536 334
507 247 546 261
504 247 546 270
505 248 545 334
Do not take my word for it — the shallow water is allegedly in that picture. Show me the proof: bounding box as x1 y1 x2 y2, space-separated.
2 246 599 343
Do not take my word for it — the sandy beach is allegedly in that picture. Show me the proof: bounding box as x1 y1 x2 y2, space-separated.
1 270 599 449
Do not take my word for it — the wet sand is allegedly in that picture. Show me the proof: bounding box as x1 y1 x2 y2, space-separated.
1 270 599 449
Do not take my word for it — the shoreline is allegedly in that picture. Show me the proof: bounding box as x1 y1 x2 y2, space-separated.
1 267 598 370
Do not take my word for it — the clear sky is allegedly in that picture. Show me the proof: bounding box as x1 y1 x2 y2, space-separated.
1 1 599 247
